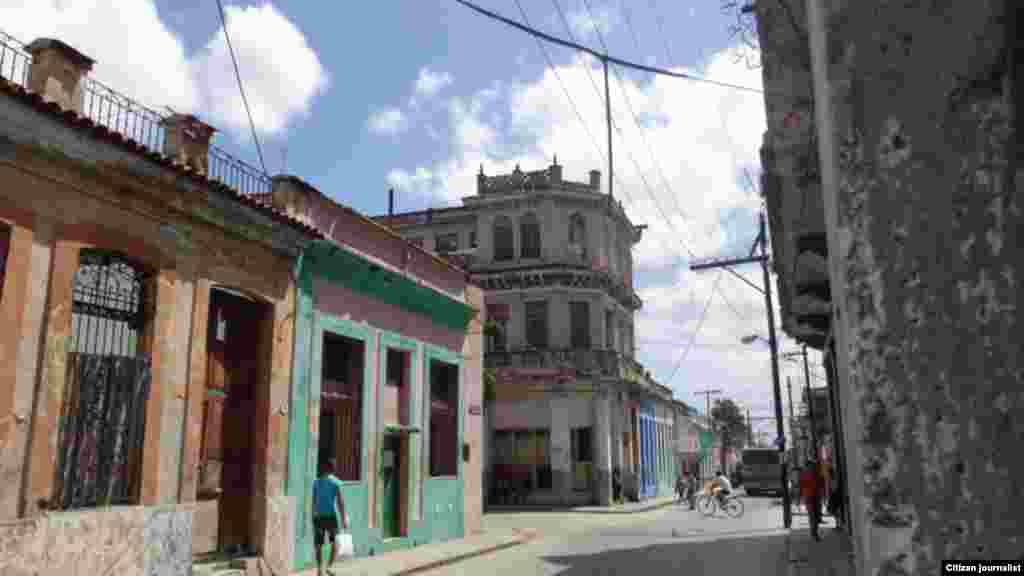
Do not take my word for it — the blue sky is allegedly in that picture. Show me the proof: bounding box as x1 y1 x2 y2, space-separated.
2 1 824 439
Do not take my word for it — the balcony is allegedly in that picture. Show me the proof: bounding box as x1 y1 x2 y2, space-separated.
485 348 662 393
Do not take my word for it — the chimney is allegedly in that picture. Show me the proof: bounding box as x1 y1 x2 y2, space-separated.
550 155 562 184
589 169 601 191
477 164 486 194
25 38 95 114
161 114 216 175
388 188 395 227
270 175 319 229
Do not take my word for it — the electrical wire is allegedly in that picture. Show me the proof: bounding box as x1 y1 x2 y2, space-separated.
455 0 802 101
215 0 268 176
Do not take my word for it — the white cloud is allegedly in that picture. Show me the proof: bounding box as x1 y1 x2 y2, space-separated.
0 1 328 139
194 3 329 137
567 6 615 38
367 107 409 136
384 44 811 422
413 67 453 100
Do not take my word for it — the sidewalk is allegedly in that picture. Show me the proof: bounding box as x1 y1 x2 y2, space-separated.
296 528 537 576
786 513 856 576
486 495 678 515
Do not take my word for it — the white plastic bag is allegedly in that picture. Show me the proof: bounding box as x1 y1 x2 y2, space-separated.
335 532 354 559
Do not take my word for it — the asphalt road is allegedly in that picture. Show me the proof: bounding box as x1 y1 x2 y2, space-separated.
422 493 797 576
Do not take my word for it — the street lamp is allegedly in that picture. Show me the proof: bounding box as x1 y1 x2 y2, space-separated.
740 334 761 345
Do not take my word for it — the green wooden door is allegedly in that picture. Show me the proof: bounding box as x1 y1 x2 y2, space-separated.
381 435 401 539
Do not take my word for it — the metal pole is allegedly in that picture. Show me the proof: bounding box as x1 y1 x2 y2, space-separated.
787 376 796 462
803 345 818 462
603 57 613 200
760 212 791 528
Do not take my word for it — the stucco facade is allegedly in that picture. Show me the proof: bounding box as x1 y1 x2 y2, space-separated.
0 36 315 575
377 161 676 507
275 178 483 569
755 1 1024 574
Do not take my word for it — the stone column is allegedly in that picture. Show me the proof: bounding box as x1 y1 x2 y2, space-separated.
549 396 573 503
593 393 612 505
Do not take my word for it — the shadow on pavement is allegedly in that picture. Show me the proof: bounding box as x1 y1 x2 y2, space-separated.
539 533 790 575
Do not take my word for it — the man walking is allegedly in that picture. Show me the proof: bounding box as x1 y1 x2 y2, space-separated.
313 458 348 575
799 461 821 541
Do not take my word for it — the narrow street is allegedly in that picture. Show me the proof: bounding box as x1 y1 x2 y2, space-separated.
421 493 796 575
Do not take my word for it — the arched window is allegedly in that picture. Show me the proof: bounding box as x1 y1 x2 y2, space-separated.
493 215 514 261
568 213 586 258
520 212 541 259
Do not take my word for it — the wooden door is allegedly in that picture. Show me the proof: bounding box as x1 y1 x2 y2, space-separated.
206 290 262 552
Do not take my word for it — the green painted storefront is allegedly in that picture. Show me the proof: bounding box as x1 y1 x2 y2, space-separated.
286 241 472 570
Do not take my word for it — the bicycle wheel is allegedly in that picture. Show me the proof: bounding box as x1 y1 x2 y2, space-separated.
724 497 745 518
696 494 716 517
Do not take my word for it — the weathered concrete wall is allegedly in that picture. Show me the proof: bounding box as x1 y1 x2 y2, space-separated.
0 74 302 573
0 504 192 576
807 2 1023 574
461 284 484 534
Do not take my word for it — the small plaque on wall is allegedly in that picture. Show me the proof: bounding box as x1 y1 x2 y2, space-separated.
468 405 482 415
463 443 471 462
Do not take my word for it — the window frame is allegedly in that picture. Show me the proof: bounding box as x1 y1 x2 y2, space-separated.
569 300 591 349
519 212 541 259
312 313 372 484
492 216 515 261
524 300 549 349
435 232 459 254
425 346 463 480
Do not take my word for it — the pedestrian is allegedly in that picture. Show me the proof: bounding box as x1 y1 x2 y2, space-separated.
828 477 844 528
686 472 698 510
313 458 348 575
612 468 622 503
799 461 821 541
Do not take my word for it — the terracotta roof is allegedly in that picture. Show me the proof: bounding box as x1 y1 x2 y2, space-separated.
0 77 322 240
271 174 474 280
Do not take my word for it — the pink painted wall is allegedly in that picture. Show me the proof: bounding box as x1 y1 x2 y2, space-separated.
312 278 464 353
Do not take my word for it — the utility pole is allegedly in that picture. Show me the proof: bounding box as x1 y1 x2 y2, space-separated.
747 408 753 446
691 212 792 528
603 58 613 201
802 344 818 462
787 376 796 462
694 389 721 481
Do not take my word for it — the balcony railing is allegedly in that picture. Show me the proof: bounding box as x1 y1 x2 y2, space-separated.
0 29 272 197
485 347 640 380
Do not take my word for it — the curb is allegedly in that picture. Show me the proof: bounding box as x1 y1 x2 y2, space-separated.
571 499 679 514
396 530 538 575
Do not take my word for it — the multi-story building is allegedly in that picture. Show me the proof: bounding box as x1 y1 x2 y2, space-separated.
376 161 678 506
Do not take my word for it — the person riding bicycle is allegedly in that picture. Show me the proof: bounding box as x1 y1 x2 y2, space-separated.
711 470 733 507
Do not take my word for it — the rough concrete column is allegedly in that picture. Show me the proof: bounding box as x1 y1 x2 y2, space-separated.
140 267 176 505
549 396 572 501
23 238 76 515
806 2 1023 573
253 281 297 575
0 220 39 519
593 393 612 505
180 278 210 503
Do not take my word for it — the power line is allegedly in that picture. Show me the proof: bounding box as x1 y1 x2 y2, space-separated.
667 270 724 382
455 0 790 100
539 0 755 311
215 0 268 175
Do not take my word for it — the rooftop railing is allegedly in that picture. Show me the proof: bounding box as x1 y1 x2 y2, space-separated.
0 29 272 197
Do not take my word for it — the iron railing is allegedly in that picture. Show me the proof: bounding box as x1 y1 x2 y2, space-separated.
0 30 31 88
82 78 167 155
0 29 271 197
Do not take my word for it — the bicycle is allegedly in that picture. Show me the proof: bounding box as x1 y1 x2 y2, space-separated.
696 491 745 518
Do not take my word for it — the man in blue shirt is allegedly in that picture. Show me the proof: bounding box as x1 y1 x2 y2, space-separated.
313 458 348 574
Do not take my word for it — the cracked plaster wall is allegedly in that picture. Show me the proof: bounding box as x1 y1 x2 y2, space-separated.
817 1 1022 574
